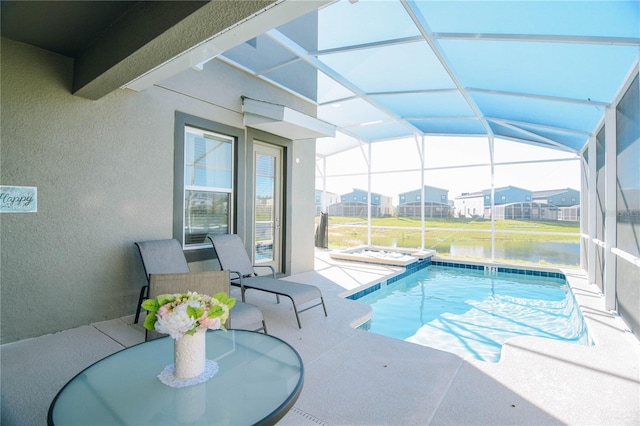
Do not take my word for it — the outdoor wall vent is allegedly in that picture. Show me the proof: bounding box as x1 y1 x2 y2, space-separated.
242 97 336 140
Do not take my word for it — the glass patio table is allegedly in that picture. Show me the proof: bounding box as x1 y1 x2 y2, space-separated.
48 330 304 425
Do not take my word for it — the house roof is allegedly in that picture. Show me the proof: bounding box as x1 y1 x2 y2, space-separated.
533 188 579 198
344 188 389 198
399 185 450 195
456 185 533 199
482 185 532 195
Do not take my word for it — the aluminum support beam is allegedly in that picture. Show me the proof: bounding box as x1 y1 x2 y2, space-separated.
587 135 597 287
604 107 617 311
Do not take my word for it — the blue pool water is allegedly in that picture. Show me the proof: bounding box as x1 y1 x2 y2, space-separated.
356 265 590 362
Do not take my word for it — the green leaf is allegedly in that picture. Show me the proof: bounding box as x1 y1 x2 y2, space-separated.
214 292 236 310
187 305 204 319
157 294 176 306
141 298 159 312
213 292 228 302
207 305 224 318
226 298 236 310
143 313 157 331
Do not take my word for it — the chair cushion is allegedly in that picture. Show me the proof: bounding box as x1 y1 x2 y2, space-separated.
136 239 190 278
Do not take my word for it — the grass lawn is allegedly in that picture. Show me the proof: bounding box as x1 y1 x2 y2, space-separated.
317 216 580 255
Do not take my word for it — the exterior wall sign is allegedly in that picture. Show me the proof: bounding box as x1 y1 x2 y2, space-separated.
0 186 37 213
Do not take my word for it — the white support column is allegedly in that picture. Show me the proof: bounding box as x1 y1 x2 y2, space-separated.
420 135 426 250
322 157 327 213
579 149 588 271
604 107 617 311
356 139 372 246
587 135 597 287
367 141 372 247
489 136 496 261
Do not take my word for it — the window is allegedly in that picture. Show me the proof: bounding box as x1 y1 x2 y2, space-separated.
441 194 446 202
501 195 507 202
182 126 233 247
416 195 421 201
526 195 531 201
174 112 242 250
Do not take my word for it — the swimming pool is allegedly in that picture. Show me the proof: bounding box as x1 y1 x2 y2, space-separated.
354 262 591 362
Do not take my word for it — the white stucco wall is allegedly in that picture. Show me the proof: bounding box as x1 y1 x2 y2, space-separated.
289 140 317 274
0 38 317 343
454 196 484 218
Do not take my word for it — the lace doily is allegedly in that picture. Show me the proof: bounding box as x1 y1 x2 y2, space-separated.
158 359 219 388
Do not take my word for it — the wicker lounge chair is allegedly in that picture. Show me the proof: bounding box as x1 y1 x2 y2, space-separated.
134 239 266 334
207 233 327 328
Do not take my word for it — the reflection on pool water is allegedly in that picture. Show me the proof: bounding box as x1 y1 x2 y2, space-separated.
356 264 591 362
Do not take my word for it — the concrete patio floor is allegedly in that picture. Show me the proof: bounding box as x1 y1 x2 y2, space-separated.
2 250 639 425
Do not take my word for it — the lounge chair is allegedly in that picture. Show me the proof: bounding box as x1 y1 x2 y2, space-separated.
207 234 327 328
134 239 266 334
145 271 233 341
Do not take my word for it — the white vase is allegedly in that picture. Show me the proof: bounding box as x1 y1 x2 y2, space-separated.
174 330 206 379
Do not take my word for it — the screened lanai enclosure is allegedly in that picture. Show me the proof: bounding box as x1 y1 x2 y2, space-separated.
214 1 639 336
2 0 636 344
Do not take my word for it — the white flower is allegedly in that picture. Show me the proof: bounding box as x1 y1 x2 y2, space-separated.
155 303 197 339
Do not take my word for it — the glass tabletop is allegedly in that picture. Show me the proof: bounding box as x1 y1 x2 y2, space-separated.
48 330 304 425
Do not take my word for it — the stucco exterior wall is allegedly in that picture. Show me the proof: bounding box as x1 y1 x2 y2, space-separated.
0 38 316 343
288 140 317 274
454 196 485 218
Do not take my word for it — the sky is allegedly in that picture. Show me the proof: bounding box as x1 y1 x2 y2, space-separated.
315 135 581 202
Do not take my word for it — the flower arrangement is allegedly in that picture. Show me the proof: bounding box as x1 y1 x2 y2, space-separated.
141 291 235 339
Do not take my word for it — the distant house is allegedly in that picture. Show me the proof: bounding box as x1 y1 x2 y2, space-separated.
455 186 566 220
533 188 580 207
397 185 451 218
533 188 580 221
328 189 393 217
483 186 533 206
454 186 581 220
454 191 484 218
455 186 532 218
486 186 538 220
315 189 340 215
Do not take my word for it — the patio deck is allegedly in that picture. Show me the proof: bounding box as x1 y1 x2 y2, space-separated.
2 249 638 425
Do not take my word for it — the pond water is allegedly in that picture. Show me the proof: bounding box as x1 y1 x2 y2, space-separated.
440 241 580 266
375 237 580 266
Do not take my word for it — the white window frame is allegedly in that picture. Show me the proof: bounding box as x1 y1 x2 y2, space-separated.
174 112 242 252
182 126 234 249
